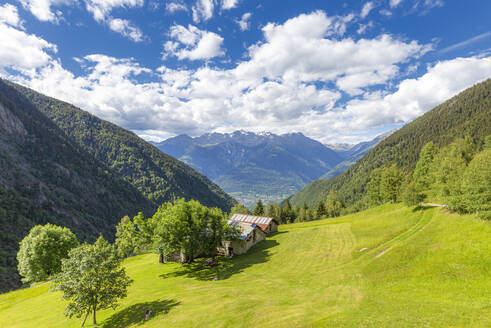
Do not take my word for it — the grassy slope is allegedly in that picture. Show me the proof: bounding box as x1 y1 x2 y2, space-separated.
1 205 489 327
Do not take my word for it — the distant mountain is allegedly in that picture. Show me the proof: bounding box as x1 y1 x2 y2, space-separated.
324 143 353 152
289 79 491 208
320 130 395 180
0 79 235 292
152 131 344 206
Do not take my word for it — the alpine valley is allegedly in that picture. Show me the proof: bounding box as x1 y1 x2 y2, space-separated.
152 131 391 206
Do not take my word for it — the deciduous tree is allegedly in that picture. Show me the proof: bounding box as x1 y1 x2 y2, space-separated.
52 237 132 327
17 224 78 283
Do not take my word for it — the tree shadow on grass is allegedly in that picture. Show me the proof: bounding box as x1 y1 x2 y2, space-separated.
160 238 280 281
102 299 180 328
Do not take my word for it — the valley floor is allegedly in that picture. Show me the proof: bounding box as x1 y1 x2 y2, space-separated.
0 204 489 327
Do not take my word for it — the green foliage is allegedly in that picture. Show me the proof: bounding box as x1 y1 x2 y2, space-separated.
430 138 476 211
52 237 132 326
460 149 491 218
325 191 343 217
413 142 437 192
114 213 152 259
16 224 78 284
410 136 490 218
315 199 326 217
153 199 232 263
282 199 294 223
230 203 250 215
290 79 491 209
366 168 382 206
401 178 425 206
380 164 403 203
253 199 264 216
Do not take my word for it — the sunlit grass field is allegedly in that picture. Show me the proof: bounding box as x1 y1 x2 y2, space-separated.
0 204 489 327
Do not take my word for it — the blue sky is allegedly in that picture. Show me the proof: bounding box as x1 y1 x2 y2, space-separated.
0 0 490 143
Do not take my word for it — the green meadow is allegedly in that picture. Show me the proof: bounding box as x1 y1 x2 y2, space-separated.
0 204 489 327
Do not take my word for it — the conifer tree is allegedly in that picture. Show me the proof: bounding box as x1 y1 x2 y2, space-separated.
316 200 326 217
461 148 491 218
253 199 265 216
380 164 403 203
366 168 383 205
413 142 437 192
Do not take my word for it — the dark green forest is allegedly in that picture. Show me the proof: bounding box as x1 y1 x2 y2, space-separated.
8 81 235 211
289 79 491 210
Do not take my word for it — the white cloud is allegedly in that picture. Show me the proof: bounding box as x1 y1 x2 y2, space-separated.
379 9 392 16
339 57 491 129
357 21 374 34
360 2 375 19
423 0 444 9
108 18 143 42
389 0 403 8
0 23 56 73
410 0 444 14
233 11 428 93
85 0 144 22
192 0 214 23
5 10 489 144
439 31 491 54
166 1 187 13
0 3 23 28
83 0 145 42
236 12 251 31
221 0 238 10
17 0 72 22
164 24 225 61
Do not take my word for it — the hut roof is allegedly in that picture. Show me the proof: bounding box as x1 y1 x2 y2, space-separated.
227 221 264 240
229 214 277 232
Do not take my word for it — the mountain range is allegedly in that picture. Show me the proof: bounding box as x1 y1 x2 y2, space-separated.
0 79 235 292
321 130 396 180
152 131 391 206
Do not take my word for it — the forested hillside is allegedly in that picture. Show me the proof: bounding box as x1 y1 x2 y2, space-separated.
0 80 154 292
289 79 491 208
0 79 235 292
6 81 235 212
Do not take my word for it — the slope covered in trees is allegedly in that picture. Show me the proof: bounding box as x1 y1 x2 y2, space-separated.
0 79 235 292
289 79 491 209
0 80 154 292
6 80 235 212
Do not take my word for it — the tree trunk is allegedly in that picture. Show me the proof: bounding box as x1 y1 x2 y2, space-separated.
93 306 97 325
81 311 89 327
159 252 164 264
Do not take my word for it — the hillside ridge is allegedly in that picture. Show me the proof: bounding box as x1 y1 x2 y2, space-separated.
289 78 491 208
